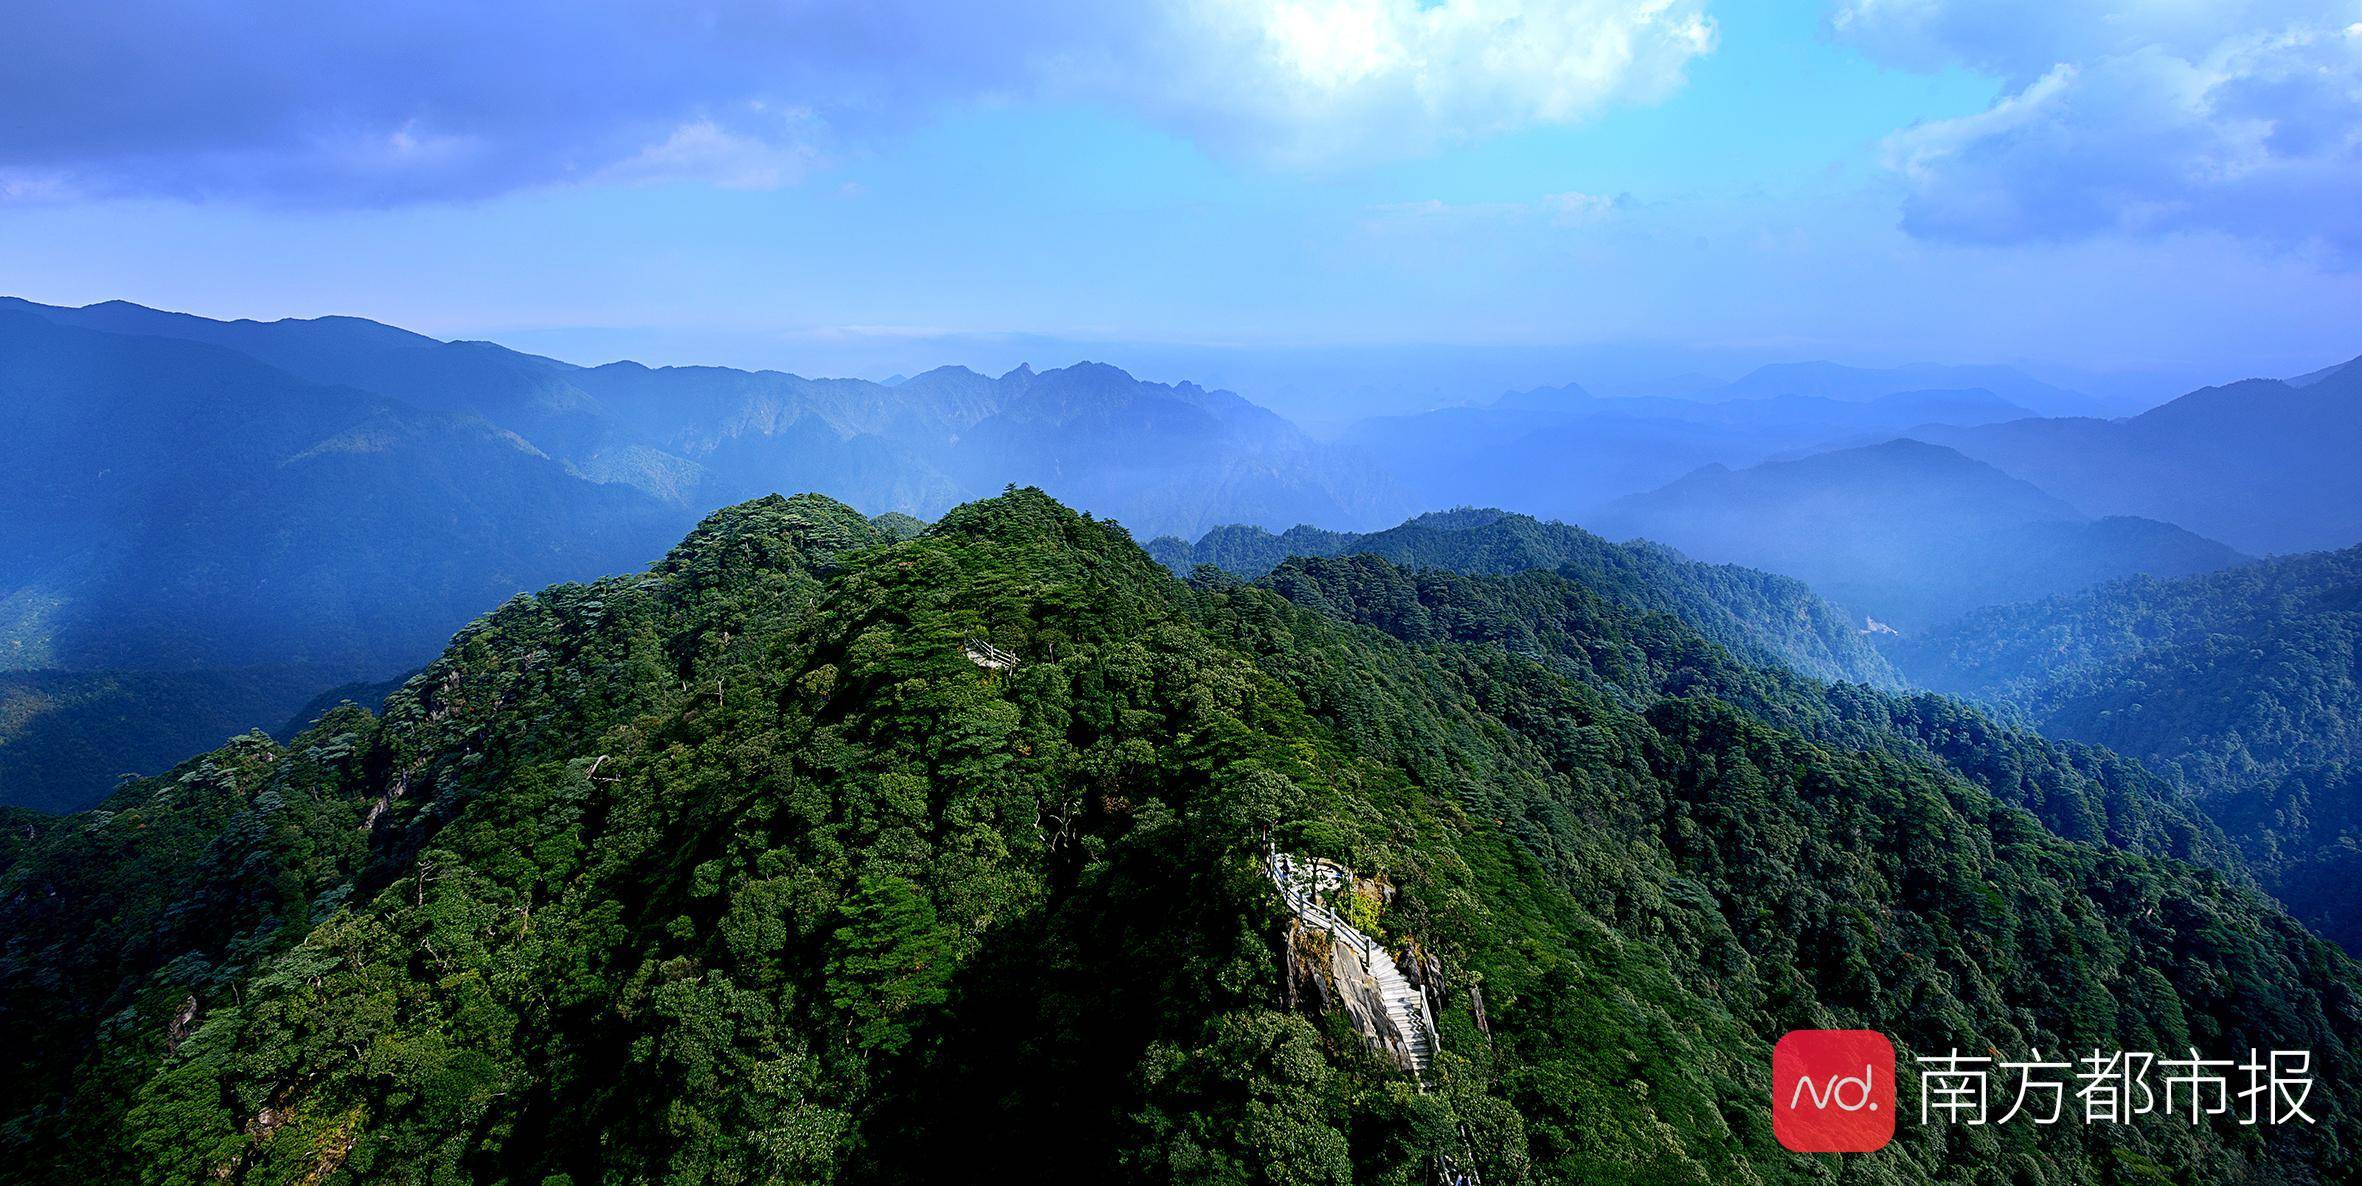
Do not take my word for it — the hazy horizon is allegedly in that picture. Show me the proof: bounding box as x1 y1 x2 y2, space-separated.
9 290 2332 424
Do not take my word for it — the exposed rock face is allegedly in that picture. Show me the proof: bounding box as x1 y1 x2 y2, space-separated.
1284 920 1426 1072
165 994 199 1055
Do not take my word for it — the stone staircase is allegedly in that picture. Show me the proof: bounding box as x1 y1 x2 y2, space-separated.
1266 848 1437 1078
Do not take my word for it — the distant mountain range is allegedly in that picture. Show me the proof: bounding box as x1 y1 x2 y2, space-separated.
0 297 1404 541
1339 363 2065 521
0 309 678 678
1703 360 2107 416
1497 381 2038 426
1586 439 2249 628
1917 356 2362 555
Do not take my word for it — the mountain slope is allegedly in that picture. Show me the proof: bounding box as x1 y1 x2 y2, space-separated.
0 667 349 813
1589 439 2248 628
0 309 681 677
1147 507 1901 687
0 311 685 811
0 295 628 460
2288 353 2360 388
5 489 2351 1183
0 298 1407 810
1889 545 2362 950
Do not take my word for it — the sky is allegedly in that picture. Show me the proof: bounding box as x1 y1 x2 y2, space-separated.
3 0 2358 419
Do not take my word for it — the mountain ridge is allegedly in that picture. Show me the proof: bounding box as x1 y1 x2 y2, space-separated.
0 298 1408 810
2 296 1406 541
1920 362 2362 555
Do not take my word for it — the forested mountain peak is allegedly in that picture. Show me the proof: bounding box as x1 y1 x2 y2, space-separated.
656 493 892 578
6 486 2355 1183
5 487 2359 1182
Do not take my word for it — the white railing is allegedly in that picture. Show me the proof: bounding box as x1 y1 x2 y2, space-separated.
962 638 1019 670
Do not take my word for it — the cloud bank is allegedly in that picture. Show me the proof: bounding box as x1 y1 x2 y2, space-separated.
0 0 1714 205
1835 1 2362 252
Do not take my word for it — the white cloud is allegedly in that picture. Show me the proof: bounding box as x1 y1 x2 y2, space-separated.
0 167 77 202
1540 189 1622 223
1840 1 2362 253
1831 0 2353 79
598 113 826 191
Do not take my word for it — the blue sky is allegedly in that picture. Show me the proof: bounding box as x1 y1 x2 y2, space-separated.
4 0 2358 418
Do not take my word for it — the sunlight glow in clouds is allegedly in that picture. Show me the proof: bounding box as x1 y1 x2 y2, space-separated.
1164 0 1717 162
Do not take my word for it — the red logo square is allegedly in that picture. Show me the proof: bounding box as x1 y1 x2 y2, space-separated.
1773 1030 1896 1153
